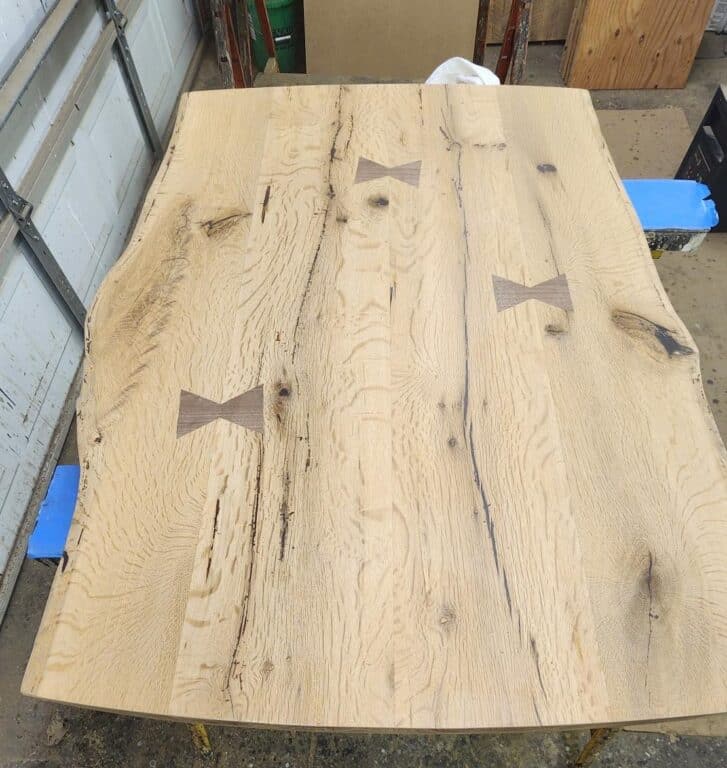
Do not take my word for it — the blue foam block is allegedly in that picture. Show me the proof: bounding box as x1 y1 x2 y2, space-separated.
624 179 719 231
27 464 80 559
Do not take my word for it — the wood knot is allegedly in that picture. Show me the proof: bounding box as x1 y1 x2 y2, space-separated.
369 195 389 208
439 605 457 632
273 382 292 424
261 659 274 677
612 310 693 359
545 324 566 335
537 163 557 173
447 436 458 448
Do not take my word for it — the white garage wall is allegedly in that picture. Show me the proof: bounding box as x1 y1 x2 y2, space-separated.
0 0 200 581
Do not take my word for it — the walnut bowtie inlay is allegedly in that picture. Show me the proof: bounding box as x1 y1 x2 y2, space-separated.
354 157 422 187
176 386 263 437
492 274 573 313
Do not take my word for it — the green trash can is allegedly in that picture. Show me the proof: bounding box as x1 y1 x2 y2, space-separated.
248 0 302 73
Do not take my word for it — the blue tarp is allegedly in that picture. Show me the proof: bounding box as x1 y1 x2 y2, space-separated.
624 179 719 231
27 464 80 558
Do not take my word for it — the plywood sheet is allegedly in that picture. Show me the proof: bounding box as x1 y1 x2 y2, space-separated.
303 0 574 76
561 0 713 89
23 85 727 731
304 0 479 78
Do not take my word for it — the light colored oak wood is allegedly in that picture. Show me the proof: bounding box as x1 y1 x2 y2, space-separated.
23 85 727 731
561 0 713 89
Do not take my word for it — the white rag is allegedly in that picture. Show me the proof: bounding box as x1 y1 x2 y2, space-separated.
426 57 500 86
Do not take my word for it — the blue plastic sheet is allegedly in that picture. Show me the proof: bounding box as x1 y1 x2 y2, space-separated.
27 464 80 559
624 179 719 231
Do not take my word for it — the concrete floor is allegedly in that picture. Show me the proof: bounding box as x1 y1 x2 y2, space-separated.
3 37 727 768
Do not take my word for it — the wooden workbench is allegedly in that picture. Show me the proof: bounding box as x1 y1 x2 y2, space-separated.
23 85 727 731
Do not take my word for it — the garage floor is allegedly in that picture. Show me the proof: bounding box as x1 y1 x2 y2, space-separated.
2 38 727 768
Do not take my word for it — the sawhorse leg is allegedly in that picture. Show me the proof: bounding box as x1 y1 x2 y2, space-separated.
572 728 616 767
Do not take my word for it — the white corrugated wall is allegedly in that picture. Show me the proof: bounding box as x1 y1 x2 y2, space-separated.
0 0 201 581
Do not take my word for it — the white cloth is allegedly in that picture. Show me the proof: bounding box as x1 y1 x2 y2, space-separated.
426 57 500 86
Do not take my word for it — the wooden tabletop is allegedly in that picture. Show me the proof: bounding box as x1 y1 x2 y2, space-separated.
23 85 727 731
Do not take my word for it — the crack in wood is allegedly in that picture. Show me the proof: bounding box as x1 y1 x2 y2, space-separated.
261 185 271 223
645 551 655 688
224 445 263 705
279 470 292 560
530 634 547 698
292 91 351 362
206 497 222 581
442 94 500 578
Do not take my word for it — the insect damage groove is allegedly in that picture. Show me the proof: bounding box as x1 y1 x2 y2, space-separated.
279 471 292 560
206 498 222 580
261 185 271 223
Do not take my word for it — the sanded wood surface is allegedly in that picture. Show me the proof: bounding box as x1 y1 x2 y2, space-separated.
23 85 727 731
561 0 713 89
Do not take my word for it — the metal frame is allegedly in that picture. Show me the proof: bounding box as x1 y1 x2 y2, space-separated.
101 0 163 156
0 0 204 626
0 0 82 131
0 0 160 334
0 168 86 328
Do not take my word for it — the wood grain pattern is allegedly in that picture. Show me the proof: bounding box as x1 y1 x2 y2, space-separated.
489 0 575 42
354 158 422 187
177 386 264 437
561 0 713 89
23 85 727 731
492 274 573 312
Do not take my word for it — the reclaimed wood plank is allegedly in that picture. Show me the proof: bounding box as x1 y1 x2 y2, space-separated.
23 85 727 731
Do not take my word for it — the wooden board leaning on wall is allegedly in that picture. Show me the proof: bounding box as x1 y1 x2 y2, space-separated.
561 0 714 89
304 0 574 78
488 0 575 42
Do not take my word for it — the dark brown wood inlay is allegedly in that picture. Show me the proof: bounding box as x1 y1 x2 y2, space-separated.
493 274 573 312
354 157 422 187
176 386 264 437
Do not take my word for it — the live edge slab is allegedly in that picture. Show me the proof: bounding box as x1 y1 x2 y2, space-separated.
23 85 727 731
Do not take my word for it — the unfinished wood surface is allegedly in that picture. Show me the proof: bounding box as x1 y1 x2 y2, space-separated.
304 0 573 76
488 0 575 42
304 0 480 78
561 0 713 89
23 85 727 731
